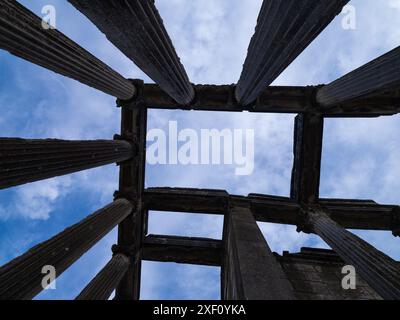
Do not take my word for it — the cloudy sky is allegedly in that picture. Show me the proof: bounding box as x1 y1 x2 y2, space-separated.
0 0 399 300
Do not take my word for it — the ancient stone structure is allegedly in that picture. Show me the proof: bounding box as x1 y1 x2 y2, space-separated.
0 0 399 300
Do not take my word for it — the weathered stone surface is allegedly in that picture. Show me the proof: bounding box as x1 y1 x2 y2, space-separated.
321 199 397 231
0 0 135 99
320 89 400 116
143 83 400 116
291 114 324 203
221 206 295 300
76 253 130 300
68 0 194 105
278 248 382 300
0 138 133 189
236 0 348 106
114 105 147 301
0 200 133 300
300 206 400 300
144 187 229 214
144 188 397 232
143 235 222 266
143 84 316 113
2 0 399 302
392 206 400 237
317 46 400 108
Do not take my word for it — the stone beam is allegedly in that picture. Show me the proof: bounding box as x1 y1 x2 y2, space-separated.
142 235 222 267
144 187 229 214
142 83 399 116
144 188 398 232
143 84 315 113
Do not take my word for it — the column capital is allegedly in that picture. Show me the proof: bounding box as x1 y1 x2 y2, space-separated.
111 244 140 260
113 191 139 208
116 79 146 109
297 204 331 234
300 203 400 299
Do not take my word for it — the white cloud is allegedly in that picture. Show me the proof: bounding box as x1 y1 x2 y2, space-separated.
148 211 224 240
389 0 400 9
258 223 329 255
0 176 72 221
156 0 263 83
15 177 72 220
321 116 400 204
0 165 118 221
2 0 399 299
141 261 220 300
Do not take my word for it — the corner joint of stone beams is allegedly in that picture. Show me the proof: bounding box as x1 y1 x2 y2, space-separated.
112 243 140 260
113 190 139 210
308 84 325 115
116 79 146 109
296 204 326 235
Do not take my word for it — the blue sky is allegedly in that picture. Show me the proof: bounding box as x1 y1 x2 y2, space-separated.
0 0 399 300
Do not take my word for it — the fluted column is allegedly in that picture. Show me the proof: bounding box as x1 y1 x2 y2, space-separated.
0 199 134 300
0 0 135 99
68 0 194 105
317 46 400 107
75 253 130 300
236 0 348 106
301 206 400 300
0 138 134 189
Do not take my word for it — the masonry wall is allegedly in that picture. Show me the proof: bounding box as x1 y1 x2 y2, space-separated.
276 248 382 300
